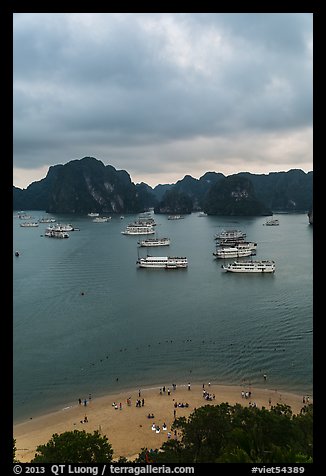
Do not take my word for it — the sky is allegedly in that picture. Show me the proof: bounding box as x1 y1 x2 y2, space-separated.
13 13 313 189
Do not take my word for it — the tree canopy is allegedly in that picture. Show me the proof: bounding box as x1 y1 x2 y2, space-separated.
31 430 113 463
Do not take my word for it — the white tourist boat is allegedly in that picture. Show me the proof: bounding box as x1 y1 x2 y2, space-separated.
39 217 56 223
87 212 99 217
20 222 39 227
93 216 111 222
137 237 171 247
45 230 69 238
133 218 156 226
214 241 257 258
136 256 188 269
215 229 246 241
222 260 276 273
198 212 208 217
168 215 184 220
264 218 279 226
122 224 155 235
46 223 75 232
213 246 253 259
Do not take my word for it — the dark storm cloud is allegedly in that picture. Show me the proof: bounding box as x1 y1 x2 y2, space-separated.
13 13 312 187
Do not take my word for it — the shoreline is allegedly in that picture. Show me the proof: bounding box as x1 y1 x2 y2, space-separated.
14 381 312 463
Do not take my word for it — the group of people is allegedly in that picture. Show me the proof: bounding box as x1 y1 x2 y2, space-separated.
159 384 177 395
202 390 215 401
241 390 252 399
78 394 92 406
173 401 189 408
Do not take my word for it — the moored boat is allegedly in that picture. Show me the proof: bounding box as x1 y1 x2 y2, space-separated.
264 218 279 226
93 216 111 222
138 237 171 247
213 246 253 259
222 260 275 273
136 256 188 269
39 217 56 223
215 229 246 241
20 222 39 227
44 230 69 238
122 224 155 235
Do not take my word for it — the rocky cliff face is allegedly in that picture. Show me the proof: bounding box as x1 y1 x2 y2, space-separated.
154 188 193 214
308 209 313 225
203 175 272 216
46 157 144 213
13 157 313 216
13 157 150 214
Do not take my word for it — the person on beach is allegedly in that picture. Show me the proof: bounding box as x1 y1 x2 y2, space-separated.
188 382 191 390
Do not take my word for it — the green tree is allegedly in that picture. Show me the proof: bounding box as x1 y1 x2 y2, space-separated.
31 430 113 463
145 403 313 464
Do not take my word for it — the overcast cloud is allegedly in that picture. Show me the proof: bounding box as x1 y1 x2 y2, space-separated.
13 13 313 188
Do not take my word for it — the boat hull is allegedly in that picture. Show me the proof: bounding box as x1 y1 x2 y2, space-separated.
137 257 188 269
222 261 275 273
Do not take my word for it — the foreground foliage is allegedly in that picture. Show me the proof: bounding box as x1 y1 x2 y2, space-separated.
136 403 313 464
31 430 113 463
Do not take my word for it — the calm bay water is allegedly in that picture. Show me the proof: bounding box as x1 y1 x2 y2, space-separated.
13 212 313 422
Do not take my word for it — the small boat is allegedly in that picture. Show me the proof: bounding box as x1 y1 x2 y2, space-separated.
20 222 39 227
87 212 99 217
198 212 208 217
93 216 111 222
122 224 155 235
222 260 275 273
213 242 257 258
168 215 184 220
45 230 69 238
215 229 246 240
264 218 279 226
38 217 56 223
213 246 253 259
15 251 20 257
138 237 170 247
46 224 75 232
137 256 188 269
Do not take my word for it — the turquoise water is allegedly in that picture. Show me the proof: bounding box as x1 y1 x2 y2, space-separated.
13 212 313 422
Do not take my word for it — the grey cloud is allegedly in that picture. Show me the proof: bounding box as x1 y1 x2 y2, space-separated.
13 13 313 184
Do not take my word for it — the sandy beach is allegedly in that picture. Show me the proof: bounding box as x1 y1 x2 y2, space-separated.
14 382 312 462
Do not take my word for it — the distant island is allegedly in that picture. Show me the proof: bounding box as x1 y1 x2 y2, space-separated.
13 156 313 216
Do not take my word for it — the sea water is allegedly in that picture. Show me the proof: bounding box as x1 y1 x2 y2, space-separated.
13 212 313 421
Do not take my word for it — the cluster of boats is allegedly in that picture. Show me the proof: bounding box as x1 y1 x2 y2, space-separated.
121 213 188 269
214 228 275 273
